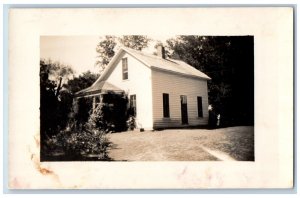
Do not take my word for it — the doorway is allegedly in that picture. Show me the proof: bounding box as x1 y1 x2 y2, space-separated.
180 95 188 124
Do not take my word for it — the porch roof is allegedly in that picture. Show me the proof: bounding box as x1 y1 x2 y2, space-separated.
75 81 123 97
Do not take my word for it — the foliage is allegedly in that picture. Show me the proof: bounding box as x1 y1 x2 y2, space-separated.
166 36 254 126
41 92 133 161
66 71 99 94
40 59 74 138
56 89 74 130
126 116 136 131
85 104 111 133
95 35 151 71
95 36 117 72
42 98 115 161
73 97 93 129
40 59 74 84
119 35 151 50
40 58 101 137
42 127 110 161
101 92 131 132
71 92 133 133
86 92 131 132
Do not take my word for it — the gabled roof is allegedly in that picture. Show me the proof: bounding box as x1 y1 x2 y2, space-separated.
76 46 211 96
92 46 210 87
75 81 123 97
122 47 211 80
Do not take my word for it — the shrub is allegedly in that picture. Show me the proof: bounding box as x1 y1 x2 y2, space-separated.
41 112 111 161
42 129 110 161
127 115 136 130
41 92 135 161
86 103 111 132
85 92 132 133
73 92 134 133
74 97 93 128
101 92 130 132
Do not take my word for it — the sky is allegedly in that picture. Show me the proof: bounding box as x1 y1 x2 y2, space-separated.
40 35 173 76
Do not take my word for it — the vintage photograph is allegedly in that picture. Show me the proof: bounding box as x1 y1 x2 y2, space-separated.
40 35 254 162
8 7 293 189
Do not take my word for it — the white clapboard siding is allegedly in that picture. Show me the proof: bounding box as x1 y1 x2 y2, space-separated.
106 51 154 130
151 68 209 129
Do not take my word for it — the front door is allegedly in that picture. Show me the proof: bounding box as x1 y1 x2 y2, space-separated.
180 95 188 124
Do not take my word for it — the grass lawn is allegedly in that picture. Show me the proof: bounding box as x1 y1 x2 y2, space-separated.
107 126 254 161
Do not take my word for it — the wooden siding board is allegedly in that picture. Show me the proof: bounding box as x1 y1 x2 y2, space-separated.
152 69 209 128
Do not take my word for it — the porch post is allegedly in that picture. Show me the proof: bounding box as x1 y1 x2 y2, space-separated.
92 96 96 110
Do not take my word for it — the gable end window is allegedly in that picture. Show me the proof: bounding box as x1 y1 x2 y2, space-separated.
163 93 170 118
122 58 128 80
197 96 203 117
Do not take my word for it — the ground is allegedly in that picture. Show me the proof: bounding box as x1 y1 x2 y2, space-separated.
107 126 254 161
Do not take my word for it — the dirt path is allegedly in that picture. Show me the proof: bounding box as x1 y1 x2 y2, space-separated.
107 126 254 161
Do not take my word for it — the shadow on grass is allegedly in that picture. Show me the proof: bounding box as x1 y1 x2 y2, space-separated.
41 153 114 162
41 142 128 162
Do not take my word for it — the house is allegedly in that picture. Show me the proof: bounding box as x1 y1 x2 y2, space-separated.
75 46 211 130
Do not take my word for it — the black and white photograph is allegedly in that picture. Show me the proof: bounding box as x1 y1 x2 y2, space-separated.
8 7 293 189
40 35 254 162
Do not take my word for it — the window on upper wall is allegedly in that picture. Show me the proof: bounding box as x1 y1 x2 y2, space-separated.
197 96 203 117
122 58 128 80
163 93 170 118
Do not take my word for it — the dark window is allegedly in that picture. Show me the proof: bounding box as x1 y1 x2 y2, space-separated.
130 95 137 116
163 93 170 118
122 58 128 80
197 96 203 117
95 95 101 104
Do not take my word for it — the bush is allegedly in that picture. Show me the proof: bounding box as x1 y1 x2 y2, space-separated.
86 103 111 132
72 97 93 128
101 92 130 132
41 109 111 161
73 92 131 132
83 92 132 133
42 129 110 161
41 92 135 161
127 115 136 130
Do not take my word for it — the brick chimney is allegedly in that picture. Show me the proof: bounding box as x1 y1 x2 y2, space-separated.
157 45 166 59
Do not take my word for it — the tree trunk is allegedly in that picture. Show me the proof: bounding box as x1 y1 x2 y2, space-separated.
55 77 62 98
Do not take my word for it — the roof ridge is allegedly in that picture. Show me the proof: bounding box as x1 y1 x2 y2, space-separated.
121 46 210 80
122 46 180 65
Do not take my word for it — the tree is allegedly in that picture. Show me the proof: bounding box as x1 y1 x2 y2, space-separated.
40 59 74 138
119 35 151 50
40 59 74 97
73 97 93 129
95 35 151 71
95 36 117 72
166 36 254 126
66 71 99 94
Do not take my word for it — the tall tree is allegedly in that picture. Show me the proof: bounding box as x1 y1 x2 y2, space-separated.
95 35 151 71
40 59 74 138
95 36 117 72
166 36 254 126
119 35 151 50
40 59 74 98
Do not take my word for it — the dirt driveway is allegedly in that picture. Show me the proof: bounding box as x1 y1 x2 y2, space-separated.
107 126 254 161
